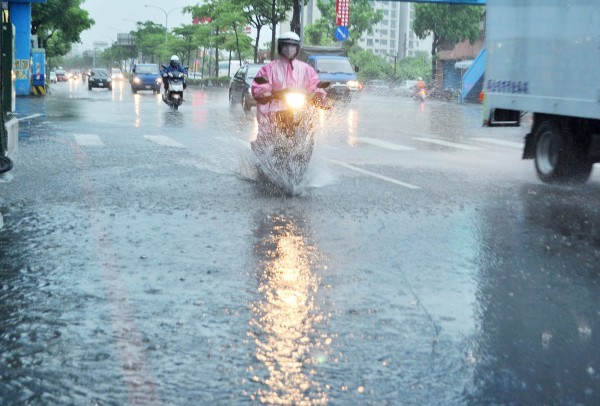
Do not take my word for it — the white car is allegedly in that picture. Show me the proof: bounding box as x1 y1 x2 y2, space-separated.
111 68 124 81
49 71 57 83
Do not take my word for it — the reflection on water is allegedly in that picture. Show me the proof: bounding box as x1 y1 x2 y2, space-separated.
248 214 330 405
469 184 600 405
163 110 184 127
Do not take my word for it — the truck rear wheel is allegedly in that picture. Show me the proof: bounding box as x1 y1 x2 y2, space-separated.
534 120 592 183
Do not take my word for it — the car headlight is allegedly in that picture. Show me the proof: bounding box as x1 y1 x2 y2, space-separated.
284 93 306 109
156 78 162 84
347 80 359 89
107 78 112 82
133 77 141 84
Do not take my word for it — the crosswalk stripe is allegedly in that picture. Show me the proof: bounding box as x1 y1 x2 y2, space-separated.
412 137 482 151
475 137 523 149
359 137 415 151
143 135 185 148
328 159 420 189
74 133 104 146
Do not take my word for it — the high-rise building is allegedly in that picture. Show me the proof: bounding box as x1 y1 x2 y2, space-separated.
358 2 432 60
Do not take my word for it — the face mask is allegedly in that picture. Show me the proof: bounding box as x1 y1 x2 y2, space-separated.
281 45 297 59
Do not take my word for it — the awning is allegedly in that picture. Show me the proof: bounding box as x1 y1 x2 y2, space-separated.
454 60 473 70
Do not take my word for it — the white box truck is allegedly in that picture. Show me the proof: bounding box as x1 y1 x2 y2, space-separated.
483 0 600 183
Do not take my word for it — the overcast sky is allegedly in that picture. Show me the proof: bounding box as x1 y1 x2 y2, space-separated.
79 0 194 50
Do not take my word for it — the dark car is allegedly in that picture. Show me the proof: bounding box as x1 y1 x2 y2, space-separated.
130 63 162 94
88 68 112 90
228 63 265 112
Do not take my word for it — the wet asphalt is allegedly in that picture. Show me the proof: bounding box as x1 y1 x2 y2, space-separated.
0 79 599 405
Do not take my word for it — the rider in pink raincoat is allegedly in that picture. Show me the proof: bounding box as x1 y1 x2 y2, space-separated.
251 32 327 152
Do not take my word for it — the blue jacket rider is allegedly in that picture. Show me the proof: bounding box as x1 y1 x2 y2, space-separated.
162 55 187 90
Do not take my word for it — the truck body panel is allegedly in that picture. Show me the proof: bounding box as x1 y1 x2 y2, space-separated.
484 0 600 183
484 0 600 121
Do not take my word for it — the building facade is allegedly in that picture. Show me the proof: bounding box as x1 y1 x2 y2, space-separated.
357 1 432 60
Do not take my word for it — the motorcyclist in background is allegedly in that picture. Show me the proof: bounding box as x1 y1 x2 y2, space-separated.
414 77 427 96
251 31 327 152
161 55 187 91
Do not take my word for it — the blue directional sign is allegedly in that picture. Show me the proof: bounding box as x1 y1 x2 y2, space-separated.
335 26 349 42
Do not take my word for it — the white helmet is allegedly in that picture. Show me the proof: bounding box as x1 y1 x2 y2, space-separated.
417 77 423 81
170 55 180 62
278 31 301 60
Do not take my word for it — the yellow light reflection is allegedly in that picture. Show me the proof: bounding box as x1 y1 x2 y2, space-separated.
112 80 125 102
249 215 330 405
347 108 359 147
133 94 141 128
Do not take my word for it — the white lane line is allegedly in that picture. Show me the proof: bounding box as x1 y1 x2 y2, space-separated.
475 137 523 149
359 137 415 151
412 137 482 151
74 133 104 146
143 135 185 148
328 159 420 190
17 114 43 121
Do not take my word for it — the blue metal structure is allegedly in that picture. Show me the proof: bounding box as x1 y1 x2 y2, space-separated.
8 0 47 96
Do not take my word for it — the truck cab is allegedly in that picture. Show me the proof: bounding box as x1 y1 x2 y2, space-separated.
299 46 360 101
305 55 360 101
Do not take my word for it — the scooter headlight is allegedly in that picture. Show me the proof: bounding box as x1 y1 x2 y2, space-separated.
284 93 306 109
347 80 359 89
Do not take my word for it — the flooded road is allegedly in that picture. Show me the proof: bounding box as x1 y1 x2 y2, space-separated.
0 80 599 404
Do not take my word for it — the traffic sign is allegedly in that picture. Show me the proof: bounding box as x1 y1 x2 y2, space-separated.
335 26 349 42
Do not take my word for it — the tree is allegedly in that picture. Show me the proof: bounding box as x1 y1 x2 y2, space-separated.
304 0 383 50
251 0 293 60
31 0 94 58
131 21 166 63
244 0 270 62
412 4 484 81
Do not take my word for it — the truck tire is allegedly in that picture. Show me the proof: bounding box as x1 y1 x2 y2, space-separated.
534 120 592 183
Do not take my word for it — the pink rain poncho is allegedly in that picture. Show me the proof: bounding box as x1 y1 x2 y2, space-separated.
251 57 326 148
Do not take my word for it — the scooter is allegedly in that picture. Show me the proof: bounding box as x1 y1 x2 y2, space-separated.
251 76 330 194
414 87 427 102
161 67 186 110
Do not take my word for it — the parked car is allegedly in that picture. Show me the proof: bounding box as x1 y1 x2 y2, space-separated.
111 68 124 81
228 63 264 112
49 71 57 83
55 69 68 82
130 63 162 94
88 68 112 90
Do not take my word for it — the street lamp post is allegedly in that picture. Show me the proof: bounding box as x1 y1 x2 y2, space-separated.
144 5 184 44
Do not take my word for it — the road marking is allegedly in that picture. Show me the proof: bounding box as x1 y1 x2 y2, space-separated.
74 133 104 146
412 137 482 151
475 137 523 149
328 159 420 189
143 135 185 148
17 113 43 121
359 137 415 151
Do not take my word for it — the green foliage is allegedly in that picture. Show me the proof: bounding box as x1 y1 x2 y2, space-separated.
395 52 432 82
349 49 393 81
412 4 484 55
348 50 431 82
31 0 94 58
